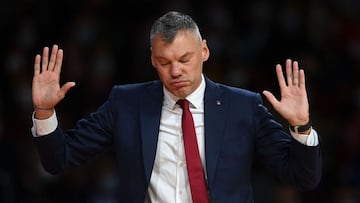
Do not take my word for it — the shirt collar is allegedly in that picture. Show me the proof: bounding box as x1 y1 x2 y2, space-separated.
163 74 205 109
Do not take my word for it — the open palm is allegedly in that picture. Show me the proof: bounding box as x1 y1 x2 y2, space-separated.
262 59 309 126
32 45 75 110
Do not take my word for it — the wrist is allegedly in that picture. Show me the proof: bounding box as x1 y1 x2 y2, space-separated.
33 105 54 110
289 120 312 134
34 107 55 120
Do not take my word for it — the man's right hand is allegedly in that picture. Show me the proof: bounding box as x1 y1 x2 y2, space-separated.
32 44 75 119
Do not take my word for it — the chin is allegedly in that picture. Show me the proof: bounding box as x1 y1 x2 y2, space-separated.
175 90 190 98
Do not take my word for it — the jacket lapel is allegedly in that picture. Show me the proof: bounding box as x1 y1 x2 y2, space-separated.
204 77 227 188
139 81 164 184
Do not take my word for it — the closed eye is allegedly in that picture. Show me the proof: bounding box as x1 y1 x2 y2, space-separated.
160 62 170 66
180 59 190 64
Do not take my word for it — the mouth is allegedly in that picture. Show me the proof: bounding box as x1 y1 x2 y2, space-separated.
171 80 188 88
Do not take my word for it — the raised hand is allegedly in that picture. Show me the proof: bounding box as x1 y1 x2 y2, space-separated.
262 59 309 127
32 44 75 119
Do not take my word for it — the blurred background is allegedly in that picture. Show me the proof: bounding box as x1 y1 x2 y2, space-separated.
1 0 360 202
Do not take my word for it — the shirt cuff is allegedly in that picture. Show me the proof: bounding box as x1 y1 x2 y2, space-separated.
290 127 319 146
31 111 58 137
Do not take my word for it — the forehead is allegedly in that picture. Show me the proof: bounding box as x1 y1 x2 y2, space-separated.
151 31 200 58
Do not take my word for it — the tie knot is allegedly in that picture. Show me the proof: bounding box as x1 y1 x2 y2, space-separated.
177 99 189 110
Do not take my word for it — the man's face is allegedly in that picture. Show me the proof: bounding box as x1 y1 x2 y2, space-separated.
151 31 210 98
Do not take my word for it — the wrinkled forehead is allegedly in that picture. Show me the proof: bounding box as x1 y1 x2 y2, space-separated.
151 31 202 59
151 30 201 47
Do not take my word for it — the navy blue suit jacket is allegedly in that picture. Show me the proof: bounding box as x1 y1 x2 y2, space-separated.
34 77 321 202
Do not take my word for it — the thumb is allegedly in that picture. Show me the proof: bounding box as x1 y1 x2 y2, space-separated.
59 82 76 99
262 90 279 108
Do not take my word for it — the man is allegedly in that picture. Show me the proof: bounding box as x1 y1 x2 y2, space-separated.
31 11 321 202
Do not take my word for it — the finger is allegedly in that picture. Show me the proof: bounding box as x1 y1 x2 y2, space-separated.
275 64 286 89
262 90 280 108
54 48 63 74
292 61 299 86
41 47 49 72
34 54 41 76
299 69 306 89
59 82 76 99
285 59 292 86
48 44 59 71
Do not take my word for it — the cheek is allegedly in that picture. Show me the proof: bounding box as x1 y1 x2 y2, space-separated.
155 68 168 80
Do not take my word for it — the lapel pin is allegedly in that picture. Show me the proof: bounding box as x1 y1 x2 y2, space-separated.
216 100 221 105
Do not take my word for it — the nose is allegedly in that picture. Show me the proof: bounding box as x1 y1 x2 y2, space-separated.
170 63 181 77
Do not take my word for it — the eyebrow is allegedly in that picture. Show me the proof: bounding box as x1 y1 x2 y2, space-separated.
155 51 194 60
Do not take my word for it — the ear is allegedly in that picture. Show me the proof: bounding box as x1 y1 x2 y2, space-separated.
150 47 156 67
201 40 210 62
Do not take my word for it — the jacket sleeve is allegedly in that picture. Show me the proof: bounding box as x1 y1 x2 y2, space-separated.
253 93 322 190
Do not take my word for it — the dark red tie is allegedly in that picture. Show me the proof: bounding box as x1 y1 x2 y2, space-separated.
177 99 210 203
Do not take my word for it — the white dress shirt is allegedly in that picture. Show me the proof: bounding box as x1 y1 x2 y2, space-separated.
146 75 207 203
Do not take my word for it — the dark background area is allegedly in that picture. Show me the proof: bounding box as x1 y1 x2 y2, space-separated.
1 0 360 202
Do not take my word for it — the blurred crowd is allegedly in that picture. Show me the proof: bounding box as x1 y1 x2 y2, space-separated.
1 0 360 202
